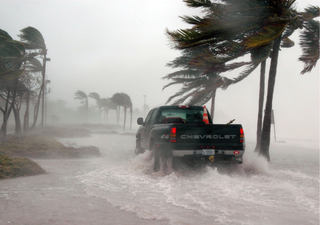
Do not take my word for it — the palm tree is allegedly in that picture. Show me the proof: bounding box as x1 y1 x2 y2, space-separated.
110 93 133 130
19 26 48 128
166 0 319 160
24 58 43 130
98 97 110 123
88 92 103 123
103 98 118 124
74 90 89 123
12 80 28 134
121 93 133 130
0 29 29 138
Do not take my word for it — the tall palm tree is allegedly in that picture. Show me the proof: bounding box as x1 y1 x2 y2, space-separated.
166 0 319 160
99 97 110 123
74 90 89 123
110 92 133 130
0 29 29 138
24 58 43 130
121 93 133 130
19 26 48 128
88 92 103 123
103 98 118 124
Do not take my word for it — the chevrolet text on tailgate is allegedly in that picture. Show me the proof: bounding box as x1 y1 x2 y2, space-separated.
135 105 245 172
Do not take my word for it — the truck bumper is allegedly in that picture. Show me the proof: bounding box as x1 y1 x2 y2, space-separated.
171 149 244 164
172 149 244 157
155 144 244 164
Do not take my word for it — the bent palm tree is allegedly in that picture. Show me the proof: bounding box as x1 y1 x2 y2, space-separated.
19 26 48 127
25 58 43 130
166 0 319 160
110 93 133 130
74 90 88 123
88 92 103 123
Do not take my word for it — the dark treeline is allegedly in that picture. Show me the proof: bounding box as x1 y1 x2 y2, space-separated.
0 27 49 138
75 91 133 130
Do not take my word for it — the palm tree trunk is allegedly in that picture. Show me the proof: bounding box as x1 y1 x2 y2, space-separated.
23 91 30 133
117 106 120 125
31 87 42 129
254 60 266 152
40 55 47 128
13 105 21 134
130 107 132 130
85 101 88 123
106 107 109 124
210 89 217 122
259 37 281 161
123 106 127 130
1 90 11 139
1 79 18 138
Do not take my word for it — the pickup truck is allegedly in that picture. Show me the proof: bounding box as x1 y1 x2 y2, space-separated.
135 105 245 171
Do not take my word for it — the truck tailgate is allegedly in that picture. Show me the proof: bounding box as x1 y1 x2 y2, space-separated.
174 124 244 150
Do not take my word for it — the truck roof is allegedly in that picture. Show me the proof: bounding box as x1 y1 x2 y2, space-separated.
153 105 204 110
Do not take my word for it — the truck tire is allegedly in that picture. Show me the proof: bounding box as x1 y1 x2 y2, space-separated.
152 145 160 172
135 139 145 155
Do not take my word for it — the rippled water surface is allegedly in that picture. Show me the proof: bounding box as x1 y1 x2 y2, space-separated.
65 134 319 225
0 133 319 225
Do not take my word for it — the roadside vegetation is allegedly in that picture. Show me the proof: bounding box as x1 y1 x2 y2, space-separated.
0 126 101 180
0 155 45 179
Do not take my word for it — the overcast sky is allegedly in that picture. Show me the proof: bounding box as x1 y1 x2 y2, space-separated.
1 0 319 140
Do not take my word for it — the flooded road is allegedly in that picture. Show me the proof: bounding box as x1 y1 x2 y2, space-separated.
0 133 319 225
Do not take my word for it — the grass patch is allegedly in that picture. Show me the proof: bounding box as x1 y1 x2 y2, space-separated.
0 134 101 158
0 127 101 179
0 155 45 179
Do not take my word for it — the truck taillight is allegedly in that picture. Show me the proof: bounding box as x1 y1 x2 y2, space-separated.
240 128 244 143
170 127 177 143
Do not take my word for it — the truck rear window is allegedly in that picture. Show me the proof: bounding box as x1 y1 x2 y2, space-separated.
157 108 205 124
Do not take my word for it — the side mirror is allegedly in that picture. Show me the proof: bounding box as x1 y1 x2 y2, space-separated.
137 117 144 125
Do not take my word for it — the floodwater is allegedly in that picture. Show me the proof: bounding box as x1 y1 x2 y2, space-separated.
0 133 319 225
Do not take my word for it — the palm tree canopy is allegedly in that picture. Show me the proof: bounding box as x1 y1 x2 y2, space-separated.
25 58 43 73
167 0 319 75
111 92 132 108
0 29 26 80
74 90 88 105
299 14 319 74
88 92 100 101
18 26 46 52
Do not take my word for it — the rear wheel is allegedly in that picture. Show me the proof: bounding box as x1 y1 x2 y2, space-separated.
152 145 160 172
135 138 145 155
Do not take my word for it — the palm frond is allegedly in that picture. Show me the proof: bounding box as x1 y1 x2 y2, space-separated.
183 0 212 8
25 58 42 73
222 62 260 89
299 19 319 74
300 6 320 21
18 27 46 50
88 92 100 101
74 90 88 100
